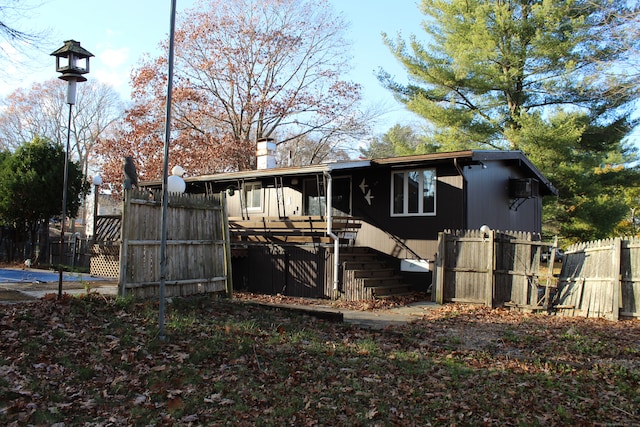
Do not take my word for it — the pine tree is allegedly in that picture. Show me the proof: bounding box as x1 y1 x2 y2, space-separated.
359 124 437 159
379 0 640 242
379 0 639 150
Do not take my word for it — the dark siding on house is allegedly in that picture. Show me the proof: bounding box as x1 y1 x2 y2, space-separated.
347 164 465 261
233 246 329 298
351 165 465 240
464 162 543 234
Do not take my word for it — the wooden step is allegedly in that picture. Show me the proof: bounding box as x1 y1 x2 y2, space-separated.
339 252 380 262
374 290 416 299
233 234 333 244
368 284 415 298
362 275 406 288
353 268 396 279
338 246 416 299
331 246 371 254
342 261 387 270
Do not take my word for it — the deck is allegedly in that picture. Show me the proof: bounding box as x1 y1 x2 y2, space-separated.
228 216 361 244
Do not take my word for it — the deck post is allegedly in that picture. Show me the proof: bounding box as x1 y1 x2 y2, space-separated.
324 171 340 294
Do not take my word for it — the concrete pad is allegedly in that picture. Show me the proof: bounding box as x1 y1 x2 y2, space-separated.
239 299 439 329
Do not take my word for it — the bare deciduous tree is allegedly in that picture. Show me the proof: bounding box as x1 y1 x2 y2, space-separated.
98 0 365 184
0 0 53 86
0 79 125 179
0 1 48 49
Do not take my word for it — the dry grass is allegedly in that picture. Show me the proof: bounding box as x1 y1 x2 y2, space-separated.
1 293 639 426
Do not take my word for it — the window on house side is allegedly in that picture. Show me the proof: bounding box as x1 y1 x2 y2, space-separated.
245 182 262 210
391 169 436 216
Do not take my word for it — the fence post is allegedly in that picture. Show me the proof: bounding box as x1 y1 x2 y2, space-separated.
221 192 234 299
485 230 495 308
118 190 130 298
543 236 558 309
611 237 622 321
434 232 446 304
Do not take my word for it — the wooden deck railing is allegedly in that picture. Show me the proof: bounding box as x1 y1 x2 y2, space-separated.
228 216 361 244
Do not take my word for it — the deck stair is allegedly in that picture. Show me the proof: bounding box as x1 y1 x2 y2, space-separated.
338 247 414 299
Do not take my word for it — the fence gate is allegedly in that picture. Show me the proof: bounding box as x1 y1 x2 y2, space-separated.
92 189 232 299
433 229 542 308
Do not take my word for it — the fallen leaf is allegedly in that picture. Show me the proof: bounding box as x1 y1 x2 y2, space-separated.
366 408 378 419
167 396 184 411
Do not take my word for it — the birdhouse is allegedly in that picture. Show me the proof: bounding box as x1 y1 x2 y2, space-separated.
50 40 94 82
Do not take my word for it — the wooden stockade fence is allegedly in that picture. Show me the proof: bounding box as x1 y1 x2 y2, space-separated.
554 238 640 320
118 189 232 299
433 230 640 320
433 229 542 308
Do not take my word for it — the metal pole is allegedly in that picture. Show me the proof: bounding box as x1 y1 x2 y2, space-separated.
58 102 73 299
92 184 99 244
159 0 177 341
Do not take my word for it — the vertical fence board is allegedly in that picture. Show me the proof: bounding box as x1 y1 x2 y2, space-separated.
610 238 621 321
117 189 230 299
485 230 495 307
118 193 130 297
434 232 445 304
621 238 640 317
221 195 233 298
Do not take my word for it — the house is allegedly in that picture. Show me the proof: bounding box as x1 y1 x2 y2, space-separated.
172 147 557 300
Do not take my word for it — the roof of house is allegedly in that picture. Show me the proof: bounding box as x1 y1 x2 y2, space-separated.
144 150 557 196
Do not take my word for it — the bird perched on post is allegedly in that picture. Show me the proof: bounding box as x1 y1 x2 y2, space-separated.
123 156 138 190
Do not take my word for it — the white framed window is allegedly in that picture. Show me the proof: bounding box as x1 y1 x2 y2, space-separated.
391 169 436 216
244 182 262 211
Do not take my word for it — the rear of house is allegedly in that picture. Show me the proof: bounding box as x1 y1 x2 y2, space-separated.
179 149 556 300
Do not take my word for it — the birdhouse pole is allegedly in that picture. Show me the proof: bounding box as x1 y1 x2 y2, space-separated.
51 40 93 299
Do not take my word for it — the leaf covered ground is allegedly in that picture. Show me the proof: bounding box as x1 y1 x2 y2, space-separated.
1 293 639 426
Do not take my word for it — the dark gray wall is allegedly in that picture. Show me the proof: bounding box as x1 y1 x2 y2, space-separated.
464 162 543 234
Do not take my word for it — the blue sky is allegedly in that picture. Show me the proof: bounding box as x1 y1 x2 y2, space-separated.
0 0 427 134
